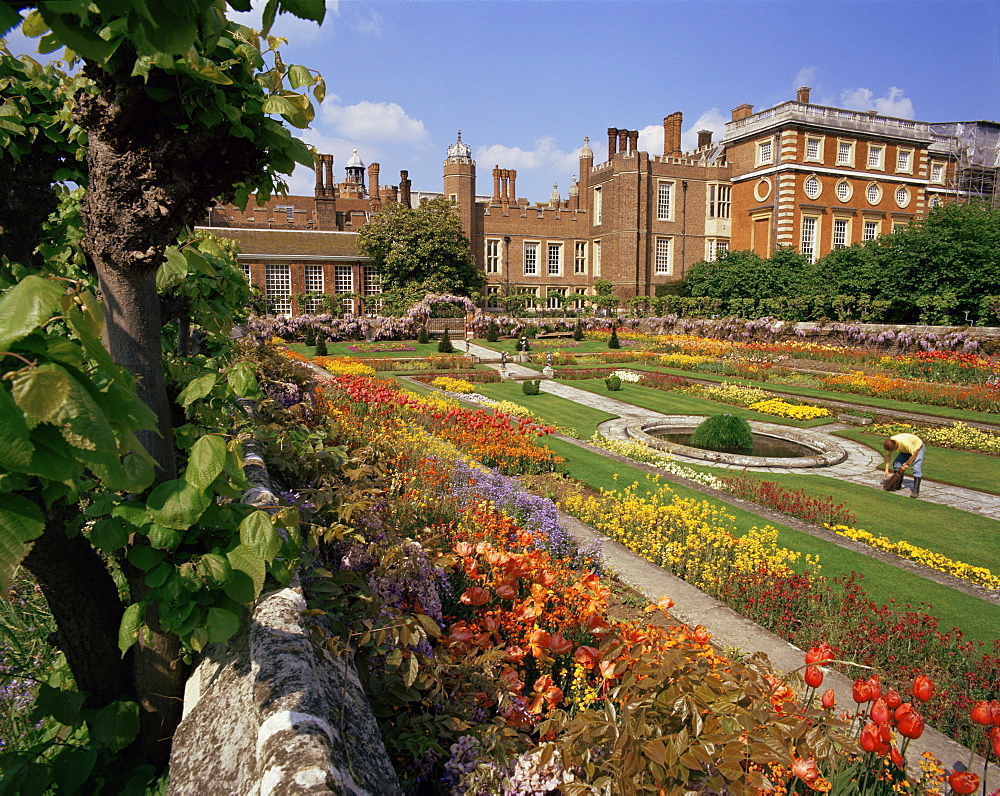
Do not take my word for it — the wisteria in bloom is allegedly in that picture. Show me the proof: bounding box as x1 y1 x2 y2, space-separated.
365 540 447 630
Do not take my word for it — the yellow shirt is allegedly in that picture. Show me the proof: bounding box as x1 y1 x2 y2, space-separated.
890 433 923 455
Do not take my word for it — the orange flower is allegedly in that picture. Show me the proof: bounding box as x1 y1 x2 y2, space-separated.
505 645 527 664
460 586 490 606
494 581 517 600
548 630 574 655
790 757 819 784
528 629 552 659
574 645 601 668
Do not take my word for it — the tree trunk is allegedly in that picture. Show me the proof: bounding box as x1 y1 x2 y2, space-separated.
22 500 132 709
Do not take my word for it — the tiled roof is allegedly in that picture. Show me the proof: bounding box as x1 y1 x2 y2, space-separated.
195 226 364 260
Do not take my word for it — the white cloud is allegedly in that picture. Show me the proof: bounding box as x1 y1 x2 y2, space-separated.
637 124 662 155
349 9 383 36
320 97 429 143
682 109 727 152
793 66 818 92
839 86 914 119
475 136 579 177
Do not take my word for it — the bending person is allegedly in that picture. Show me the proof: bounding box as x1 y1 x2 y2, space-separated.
883 433 925 498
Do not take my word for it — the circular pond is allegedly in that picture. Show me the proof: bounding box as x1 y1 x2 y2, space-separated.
625 416 847 469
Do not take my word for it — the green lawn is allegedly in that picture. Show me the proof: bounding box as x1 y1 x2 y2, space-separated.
287 341 467 359
542 437 1000 643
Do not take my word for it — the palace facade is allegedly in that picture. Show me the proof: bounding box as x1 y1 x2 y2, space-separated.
197 89 998 315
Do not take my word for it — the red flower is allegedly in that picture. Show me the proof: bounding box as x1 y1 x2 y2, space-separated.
884 687 902 710
911 674 934 703
895 705 925 739
548 631 573 655
866 676 882 700
574 645 601 668
990 726 1000 760
460 586 490 607
860 721 889 754
890 744 903 770
971 700 993 725
790 757 820 784
804 665 824 689
992 699 1000 727
852 678 873 704
870 697 890 726
805 643 834 666
947 770 980 794
821 689 835 709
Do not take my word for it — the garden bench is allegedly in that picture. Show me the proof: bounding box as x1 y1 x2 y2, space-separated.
536 330 575 339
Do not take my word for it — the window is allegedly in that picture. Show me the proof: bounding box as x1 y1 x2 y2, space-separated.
800 217 818 263
547 243 562 276
863 220 879 241
757 138 773 165
706 239 729 262
837 140 854 166
546 288 565 310
657 181 673 221
334 264 353 294
930 162 944 183
239 263 251 282
707 184 731 218
593 240 601 277
803 175 821 200
866 183 881 205
593 186 602 225
654 237 672 274
895 186 910 208
896 149 913 173
264 264 291 316
485 239 500 274
486 286 502 310
275 205 295 223
832 218 849 249
523 242 538 275
363 266 381 295
929 195 942 209
304 264 324 313
835 179 852 202
574 241 587 274
805 137 823 162
867 145 884 170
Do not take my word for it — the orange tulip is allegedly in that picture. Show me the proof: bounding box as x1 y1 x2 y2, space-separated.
790 757 819 784
574 645 601 668
460 586 490 607
804 666 824 689
549 631 573 655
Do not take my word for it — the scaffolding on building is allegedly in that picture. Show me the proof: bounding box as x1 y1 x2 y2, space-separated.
930 121 1000 206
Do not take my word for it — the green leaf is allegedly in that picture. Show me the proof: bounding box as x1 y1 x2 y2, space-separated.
10 364 70 423
144 562 172 589
50 746 98 793
226 544 265 600
261 94 298 118
146 479 211 530
156 247 188 291
197 553 232 587
239 511 281 562
279 0 326 23
226 362 259 398
122 452 155 493
126 544 165 572
185 434 227 490
118 603 142 655
0 386 34 472
147 523 184 551
287 64 313 89
0 276 63 352
1 6 25 37
223 568 256 604
0 495 44 593
30 682 85 726
177 373 217 407
90 517 129 553
206 606 240 643
90 700 140 751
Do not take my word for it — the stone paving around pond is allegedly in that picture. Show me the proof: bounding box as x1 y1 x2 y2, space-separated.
459 340 1000 521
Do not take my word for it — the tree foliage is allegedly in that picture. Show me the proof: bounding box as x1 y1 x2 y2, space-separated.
357 197 485 297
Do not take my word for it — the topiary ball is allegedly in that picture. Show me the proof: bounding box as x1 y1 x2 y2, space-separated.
690 414 753 453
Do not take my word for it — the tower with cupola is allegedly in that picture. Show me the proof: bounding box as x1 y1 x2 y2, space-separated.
443 131 480 267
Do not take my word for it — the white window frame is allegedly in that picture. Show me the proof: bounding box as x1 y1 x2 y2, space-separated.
803 174 821 200
929 195 943 209
757 138 774 166
832 217 849 249
264 264 292 316
863 219 880 241
804 136 824 163
707 183 731 219
867 144 884 170
546 287 565 310
485 286 502 310
523 241 539 276
800 216 818 263
654 237 672 275
706 238 729 262
593 186 602 225
866 182 881 205
836 140 855 167
547 242 562 276
274 205 295 223
657 181 673 221
574 241 587 275
304 264 325 313
835 179 852 202
363 266 381 296
239 263 251 282
930 162 945 184
895 186 910 208
485 239 501 274
896 148 913 174
593 240 601 277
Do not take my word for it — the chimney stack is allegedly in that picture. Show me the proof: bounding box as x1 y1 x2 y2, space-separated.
607 127 618 161
368 163 380 200
731 103 753 121
628 130 639 154
796 86 811 104
663 112 683 157
697 129 713 149
399 170 411 208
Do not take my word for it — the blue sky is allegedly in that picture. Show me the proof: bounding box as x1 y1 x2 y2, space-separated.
5 1 999 202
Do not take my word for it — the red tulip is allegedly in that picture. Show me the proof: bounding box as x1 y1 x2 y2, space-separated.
971 700 993 725
805 643 834 666
460 586 490 606
852 678 872 704
821 689 836 709
804 665 824 689
990 726 1000 760
870 697 890 726
860 721 889 754
947 770 980 794
866 676 882 700
911 674 934 703
884 687 902 710
992 699 1000 727
890 744 903 770
896 706 925 739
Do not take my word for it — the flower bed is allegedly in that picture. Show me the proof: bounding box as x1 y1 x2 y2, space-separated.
821 371 1000 413
873 421 1000 456
345 341 417 353
747 397 831 420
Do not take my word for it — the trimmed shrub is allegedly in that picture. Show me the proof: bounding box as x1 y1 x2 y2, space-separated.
604 375 622 391
486 319 499 342
438 327 455 354
314 334 328 357
417 326 430 344
522 379 541 395
690 414 753 453
608 327 621 349
573 320 584 341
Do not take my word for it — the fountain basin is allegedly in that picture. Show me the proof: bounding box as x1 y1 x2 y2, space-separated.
625 416 847 468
